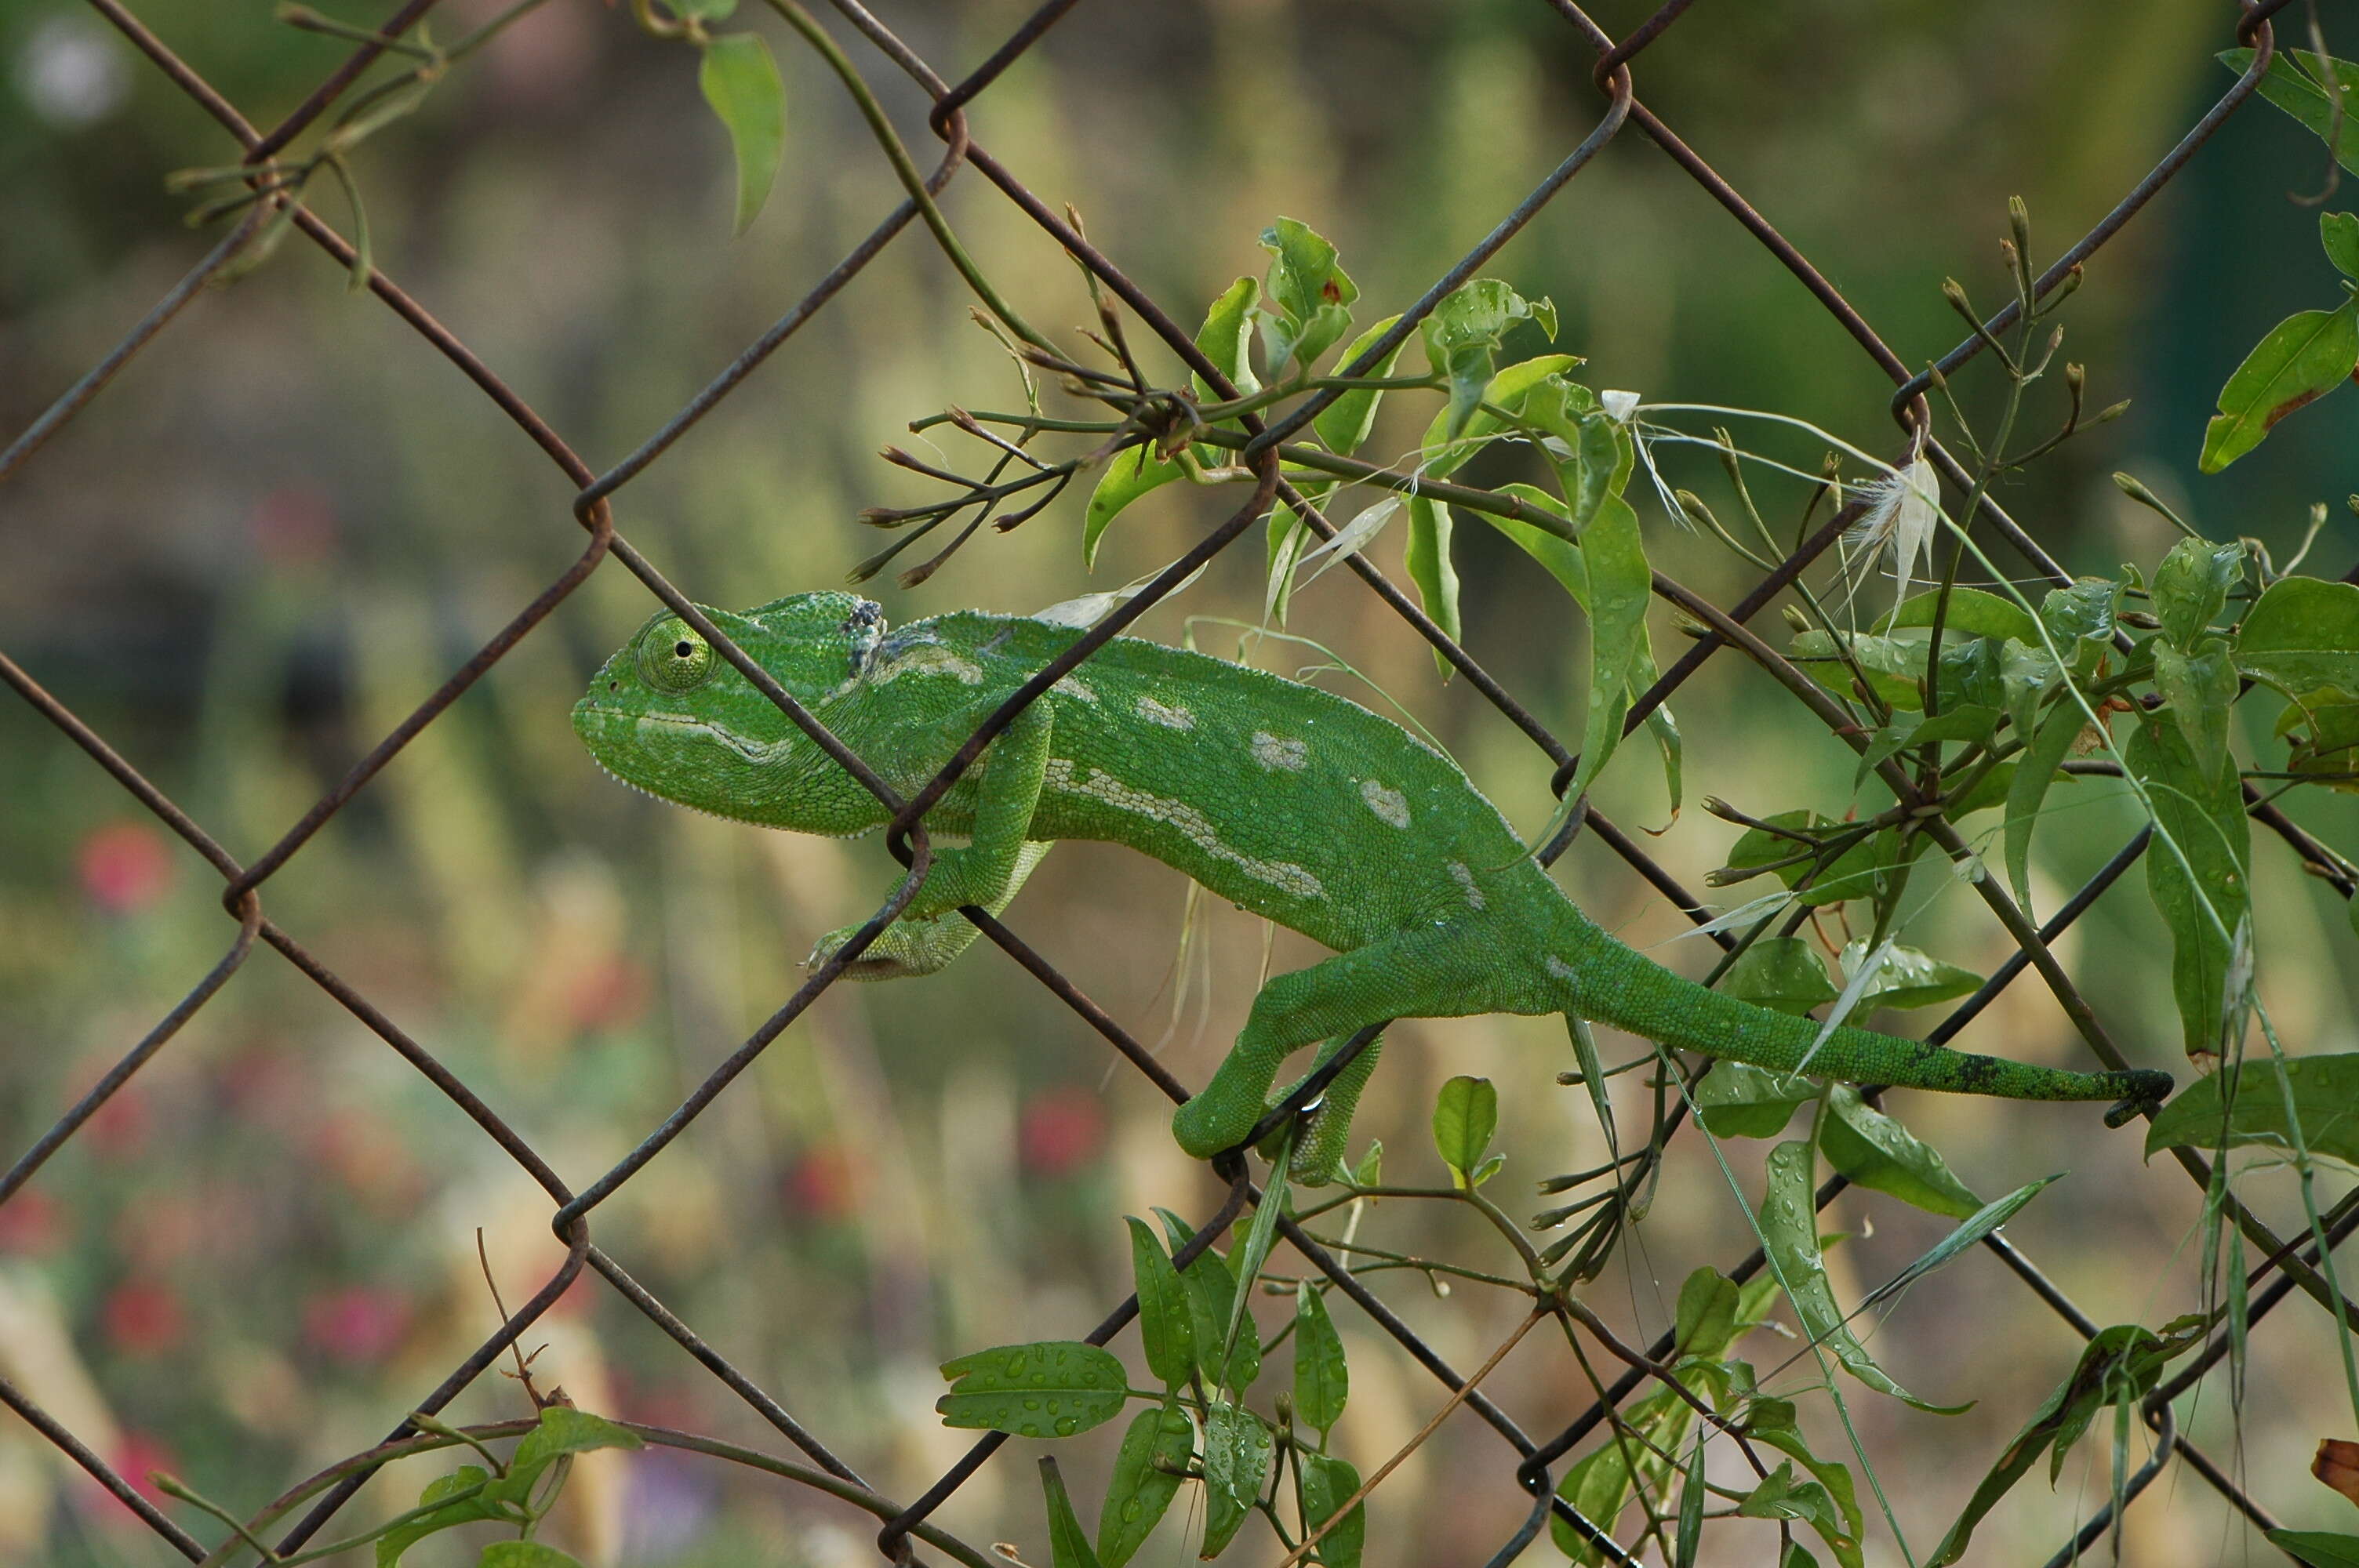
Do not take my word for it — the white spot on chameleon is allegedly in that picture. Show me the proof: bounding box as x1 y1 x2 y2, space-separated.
1250 731 1308 771
1053 673 1099 703
1546 955 1578 982
1044 757 1325 900
1360 779 1411 829
868 644 985 686
1448 860 1486 910
1136 695 1195 731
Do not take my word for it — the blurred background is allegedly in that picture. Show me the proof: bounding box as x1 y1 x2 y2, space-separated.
5 1 2359 1563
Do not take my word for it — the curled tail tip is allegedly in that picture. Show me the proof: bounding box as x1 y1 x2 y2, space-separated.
2102 1069 2174 1129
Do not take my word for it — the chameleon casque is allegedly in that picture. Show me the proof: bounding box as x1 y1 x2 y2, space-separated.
574 592 2172 1175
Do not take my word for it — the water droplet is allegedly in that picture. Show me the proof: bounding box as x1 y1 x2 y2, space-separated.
1005 1354 1027 1374
1055 1417 1080 1436
1023 1398 1042 1410
1122 1501 1142 1521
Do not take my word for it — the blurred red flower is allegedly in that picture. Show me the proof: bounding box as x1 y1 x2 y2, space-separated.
783 1145 855 1221
304 1285 413 1366
101 1278 185 1356
1020 1086 1106 1178
77 822 173 914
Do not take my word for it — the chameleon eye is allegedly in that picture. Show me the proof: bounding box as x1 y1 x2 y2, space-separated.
638 619 715 693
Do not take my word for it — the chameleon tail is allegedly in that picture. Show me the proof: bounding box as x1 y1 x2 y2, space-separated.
1553 924 2172 1123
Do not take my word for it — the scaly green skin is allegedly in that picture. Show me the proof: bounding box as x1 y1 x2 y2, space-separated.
575 593 2172 1175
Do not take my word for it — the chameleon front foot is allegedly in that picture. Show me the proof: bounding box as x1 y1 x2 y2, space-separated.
1174 1033 1385 1179
807 913 983 982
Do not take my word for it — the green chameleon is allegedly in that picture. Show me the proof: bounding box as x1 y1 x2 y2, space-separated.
574 592 2171 1175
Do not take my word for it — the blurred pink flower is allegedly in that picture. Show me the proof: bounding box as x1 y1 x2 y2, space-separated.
1020 1087 1106 1178
106 1430 176 1509
304 1285 414 1366
248 485 337 568
567 956 651 1032
77 822 173 914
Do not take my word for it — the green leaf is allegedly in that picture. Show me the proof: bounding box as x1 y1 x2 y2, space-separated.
1838 941 1982 1011
478 1545 585 1568
2237 575 2359 695
1674 1434 1706 1568
1721 938 1839 1017
1927 1322 2197 1566
1877 587 2042 647
1421 278 1556 436
1565 491 1652 809
1258 218 1358 374
1694 1060 1816 1140
1313 314 1405 457
1762 1141 1968 1413
1196 276 1262 398
2199 299 2359 473
1297 1451 1365 1568
1430 1075 1499 1186
936 1341 1129 1436
2003 699 2099 914
2221 49 2359 178
698 32 786 238
1292 1286 1348 1432
2153 638 2239 786
2277 688 2359 792
1083 446 1183 569
1350 1139 1383 1187
1871 1177 2058 1307
1673 1267 1740 1357
509 1407 643 1472
1736 1462 1834 1529
1823 1086 1983 1219
2145 1051 2359 1164
2125 712 2252 1057
1751 1428 1864 1568
1551 1388 1685 1563
1787 629 1928 712
1160 1225 1259 1395
1199 1401 1272 1558
1095 1399 1190 1568
1725 815 1925 909
483 1406 645 1513
2150 537 2243 648
1468 1149 1507 1187
2270 1530 2359 1568
2328 212 2359 281
1126 1217 1194 1388
2041 578 2124 677
1039 1456 1106 1568
377 1466 501 1567
1404 496 1461 679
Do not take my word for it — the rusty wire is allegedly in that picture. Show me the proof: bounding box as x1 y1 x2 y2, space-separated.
0 0 2344 1563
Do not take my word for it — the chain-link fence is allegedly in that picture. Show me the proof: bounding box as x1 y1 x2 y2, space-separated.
2 0 2346 1563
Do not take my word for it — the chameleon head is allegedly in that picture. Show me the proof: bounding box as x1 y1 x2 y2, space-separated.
572 592 890 832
